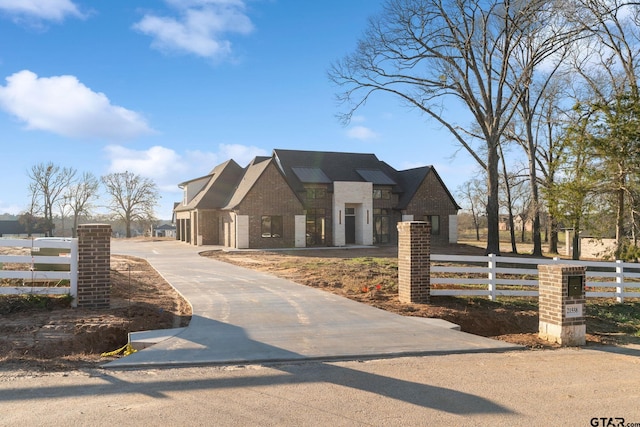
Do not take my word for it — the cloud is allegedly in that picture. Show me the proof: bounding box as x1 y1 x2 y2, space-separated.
105 143 268 192
0 0 83 22
347 125 379 141
133 0 254 60
0 70 154 140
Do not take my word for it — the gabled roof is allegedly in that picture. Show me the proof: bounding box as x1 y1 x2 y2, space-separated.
396 166 461 210
222 157 274 210
174 159 244 212
174 148 459 215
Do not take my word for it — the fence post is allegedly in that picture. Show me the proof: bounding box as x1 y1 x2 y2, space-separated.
69 239 78 307
397 221 431 304
76 224 111 309
616 260 624 303
488 253 497 301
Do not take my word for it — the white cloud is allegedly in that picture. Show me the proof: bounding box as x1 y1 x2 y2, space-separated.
347 125 379 141
105 143 268 192
0 0 83 22
0 70 154 140
217 143 268 165
133 0 254 60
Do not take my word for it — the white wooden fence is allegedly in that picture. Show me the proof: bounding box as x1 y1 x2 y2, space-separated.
431 254 640 302
0 238 78 305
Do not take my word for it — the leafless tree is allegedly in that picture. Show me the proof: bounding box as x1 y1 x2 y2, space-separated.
101 171 159 238
457 177 487 241
330 0 573 254
65 172 100 237
27 162 77 236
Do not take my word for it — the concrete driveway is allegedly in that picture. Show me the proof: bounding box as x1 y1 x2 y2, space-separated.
105 240 520 368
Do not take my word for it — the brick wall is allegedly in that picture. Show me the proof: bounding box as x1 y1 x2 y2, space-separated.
76 224 111 309
397 221 431 304
237 162 304 248
197 210 219 245
403 172 458 245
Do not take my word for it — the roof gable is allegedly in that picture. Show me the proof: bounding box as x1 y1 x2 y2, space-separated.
175 159 244 211
397 166 460 210
223 157 274 209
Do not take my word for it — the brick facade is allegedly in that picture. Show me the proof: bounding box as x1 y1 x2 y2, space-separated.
403 172 458 245
397 221 431 304
236 162 304 249
76 224 111 309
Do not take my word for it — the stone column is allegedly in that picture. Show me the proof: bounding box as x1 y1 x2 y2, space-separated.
397 221 431 304
76 224 111 309
538 264 586 346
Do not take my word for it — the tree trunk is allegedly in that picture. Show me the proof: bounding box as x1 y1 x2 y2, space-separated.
485 142 501 255
549 214 559 254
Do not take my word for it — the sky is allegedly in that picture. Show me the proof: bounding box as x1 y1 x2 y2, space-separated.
0 0 478 220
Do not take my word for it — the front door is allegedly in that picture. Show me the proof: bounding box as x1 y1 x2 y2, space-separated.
345 215 356 244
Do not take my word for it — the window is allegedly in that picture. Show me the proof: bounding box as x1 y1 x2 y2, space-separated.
261 215 283 238
306 208 326 245
373 189 391 199
306 188 326 199
425 215 440 235
373 208 390 243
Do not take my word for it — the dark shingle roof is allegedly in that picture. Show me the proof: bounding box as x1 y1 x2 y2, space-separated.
273 149 402 193
175 159 244 211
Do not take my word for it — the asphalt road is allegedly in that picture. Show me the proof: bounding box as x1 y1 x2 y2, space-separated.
2 347 639 426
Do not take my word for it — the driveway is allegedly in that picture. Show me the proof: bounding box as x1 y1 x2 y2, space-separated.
106 240 520 368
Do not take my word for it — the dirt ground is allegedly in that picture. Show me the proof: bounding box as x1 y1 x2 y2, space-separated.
1 241 637 372
0 254 191 371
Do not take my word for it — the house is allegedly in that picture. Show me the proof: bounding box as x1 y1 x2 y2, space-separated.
174 149 460 249
0 220 46 237
152 223 177 238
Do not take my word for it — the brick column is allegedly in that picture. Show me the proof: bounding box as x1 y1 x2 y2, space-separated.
397 221 431 304
538 264 586 346
76 224 111 309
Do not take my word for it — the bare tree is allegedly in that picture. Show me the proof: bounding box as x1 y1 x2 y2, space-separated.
330 0 572 254
65 172 100 237
27 162 77 237
457 177 487 241
101 171 159 238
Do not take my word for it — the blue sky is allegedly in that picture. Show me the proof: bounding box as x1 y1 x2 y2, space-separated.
0 0 477 220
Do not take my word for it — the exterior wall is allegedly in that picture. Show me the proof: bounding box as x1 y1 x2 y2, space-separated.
236 215 249 249
403 172 458 245
220 212 235 248
332 181 373 246
235 162 304 248
197 210 219 245
580 238 616 260
182 177 208 205
294 215 306 247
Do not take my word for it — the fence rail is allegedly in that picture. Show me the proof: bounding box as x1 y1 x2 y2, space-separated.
0 238 78 305
431 254 640 302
